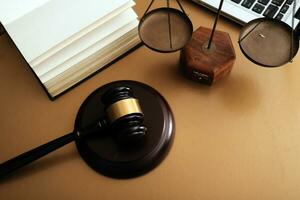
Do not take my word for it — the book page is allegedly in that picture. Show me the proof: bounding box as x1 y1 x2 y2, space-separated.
3 0 133 62
30 0 135 67
34 9 137 76
46 31 140 97
39 19 138 83
0 0 51 25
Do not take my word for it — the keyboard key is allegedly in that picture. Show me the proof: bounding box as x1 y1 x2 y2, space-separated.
263 4 279 17
286 0 294 5
280 4 289 13
258 0 270 5
271 0 284 6
231 0 242 3
275 13 284 20
242 0 256 8
252 3 265 14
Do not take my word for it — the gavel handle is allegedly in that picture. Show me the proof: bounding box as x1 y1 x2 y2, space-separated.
0 132 75 179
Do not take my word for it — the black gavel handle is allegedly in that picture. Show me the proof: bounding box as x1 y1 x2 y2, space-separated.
0 132 75 178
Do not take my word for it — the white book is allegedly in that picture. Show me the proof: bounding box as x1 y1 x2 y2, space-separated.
0 0 141 99
33 8 138 77
40 19 139 83
46 29 140 96
1 0 133 62
30 0 135 67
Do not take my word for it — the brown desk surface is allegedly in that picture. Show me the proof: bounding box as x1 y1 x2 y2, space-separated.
1 1 300 200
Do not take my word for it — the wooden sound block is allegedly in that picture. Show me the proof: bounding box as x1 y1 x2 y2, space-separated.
75 80 175 179
180 26 236 85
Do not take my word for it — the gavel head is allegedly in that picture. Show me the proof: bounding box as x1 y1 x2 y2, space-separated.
101 86 147 146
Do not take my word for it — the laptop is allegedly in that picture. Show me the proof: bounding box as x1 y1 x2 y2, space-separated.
191 0 300 29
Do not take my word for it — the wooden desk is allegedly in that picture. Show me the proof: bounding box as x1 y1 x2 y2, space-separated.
1 1 300 199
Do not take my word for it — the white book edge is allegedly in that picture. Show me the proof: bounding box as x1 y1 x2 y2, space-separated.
30 0 136 67
51 28 139 87
39 19 139 83
46 30 140 96
33 8 137 76
47 29 138 91
4 0 134 62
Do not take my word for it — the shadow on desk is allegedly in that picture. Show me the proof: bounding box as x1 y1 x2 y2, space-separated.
143 57 261 114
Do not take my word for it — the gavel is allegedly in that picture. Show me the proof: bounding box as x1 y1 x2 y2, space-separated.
0 86 147 178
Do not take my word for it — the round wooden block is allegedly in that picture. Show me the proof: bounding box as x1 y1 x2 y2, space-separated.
74 80 175 178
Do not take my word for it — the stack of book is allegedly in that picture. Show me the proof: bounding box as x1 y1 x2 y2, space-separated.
0 0 140 99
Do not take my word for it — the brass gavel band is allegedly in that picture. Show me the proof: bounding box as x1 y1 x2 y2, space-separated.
106 98 143 123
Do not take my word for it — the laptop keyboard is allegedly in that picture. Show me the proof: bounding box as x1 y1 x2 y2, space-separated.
231 0 294 20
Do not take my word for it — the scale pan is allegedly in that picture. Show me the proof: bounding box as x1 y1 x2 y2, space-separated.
239 18 299 67
138 7 193 53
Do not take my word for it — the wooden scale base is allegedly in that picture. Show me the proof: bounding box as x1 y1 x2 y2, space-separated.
180 27 236 85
